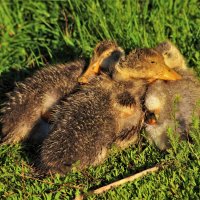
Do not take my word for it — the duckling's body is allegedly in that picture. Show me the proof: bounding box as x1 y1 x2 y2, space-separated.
39 74 146 174
145 41 200 150
1 60 85 144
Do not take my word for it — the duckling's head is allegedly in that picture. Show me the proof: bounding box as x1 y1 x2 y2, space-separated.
155 40 187 70
78 40 124 84
113 48 182 82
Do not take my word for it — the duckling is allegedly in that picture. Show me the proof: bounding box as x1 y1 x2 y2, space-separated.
0 41 124 145
145 41 200 150
39 74 147 174
0 60 85 144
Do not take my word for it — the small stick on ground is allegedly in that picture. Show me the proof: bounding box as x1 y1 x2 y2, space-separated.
75 165 160 200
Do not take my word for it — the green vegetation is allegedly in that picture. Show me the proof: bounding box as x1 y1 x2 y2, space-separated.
0 0 199 73
0 0 200 199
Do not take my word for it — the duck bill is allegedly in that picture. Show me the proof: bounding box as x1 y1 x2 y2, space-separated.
78 47 123 84
156 64 182 81
78 60 100 84
115 64 182 82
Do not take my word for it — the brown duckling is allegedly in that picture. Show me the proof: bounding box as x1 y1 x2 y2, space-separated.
145 41 200 150
39 74 147 175
112 47 182 82
0 41 124 145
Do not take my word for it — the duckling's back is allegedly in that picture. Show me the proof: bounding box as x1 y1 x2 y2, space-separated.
1 60 85 144
39 75 146 174
39 78 117 174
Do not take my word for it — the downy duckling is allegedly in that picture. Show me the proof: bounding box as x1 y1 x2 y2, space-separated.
39 74 147 175
0 41 123 145
145 41 200 150
112 47 182 82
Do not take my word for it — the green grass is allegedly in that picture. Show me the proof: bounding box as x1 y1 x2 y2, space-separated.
0 130 199 199
0 0 200 199
0 0 199 72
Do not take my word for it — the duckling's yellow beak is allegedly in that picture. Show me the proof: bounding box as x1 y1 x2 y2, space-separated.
78 48 119 84
78 60 101 84
153 63 182 81
115 62 182 82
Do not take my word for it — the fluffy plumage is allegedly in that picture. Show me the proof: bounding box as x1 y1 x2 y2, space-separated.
145 41 200 150
1 60 85 144
39 74 146 174
0 40 124 145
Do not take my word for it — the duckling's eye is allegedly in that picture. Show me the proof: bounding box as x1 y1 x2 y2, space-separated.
151 61 156 64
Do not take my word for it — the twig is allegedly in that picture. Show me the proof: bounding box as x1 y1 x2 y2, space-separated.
75 165 160 200
94 165 159 194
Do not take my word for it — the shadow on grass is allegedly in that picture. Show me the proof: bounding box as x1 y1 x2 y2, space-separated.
0 43 88 101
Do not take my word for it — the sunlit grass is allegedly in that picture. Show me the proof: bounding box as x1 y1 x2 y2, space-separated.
0 0 199 73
